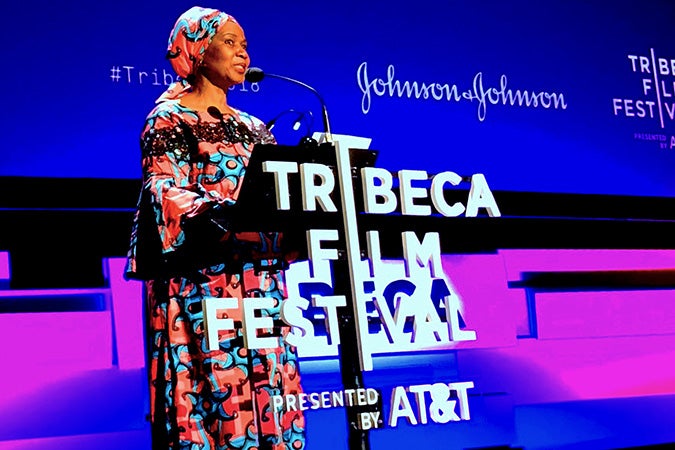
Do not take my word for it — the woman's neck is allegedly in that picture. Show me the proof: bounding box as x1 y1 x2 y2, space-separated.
180 83 235 115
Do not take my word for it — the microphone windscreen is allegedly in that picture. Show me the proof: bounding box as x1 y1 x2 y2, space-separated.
206 106 224 120
245 67 265 83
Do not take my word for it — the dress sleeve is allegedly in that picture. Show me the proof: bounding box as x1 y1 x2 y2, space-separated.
128 107 294 278
140 112 223 256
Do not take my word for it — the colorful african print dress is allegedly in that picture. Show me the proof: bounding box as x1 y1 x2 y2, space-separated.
125 99 306 450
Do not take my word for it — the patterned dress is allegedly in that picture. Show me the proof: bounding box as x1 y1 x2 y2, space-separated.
125 99 306 450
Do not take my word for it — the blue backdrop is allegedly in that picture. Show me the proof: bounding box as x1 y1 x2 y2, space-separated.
4 3 675 449
5 0 675 196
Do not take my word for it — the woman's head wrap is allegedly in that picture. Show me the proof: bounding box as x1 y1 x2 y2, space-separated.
157 6 234 103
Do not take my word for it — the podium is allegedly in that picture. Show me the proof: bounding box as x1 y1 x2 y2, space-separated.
224 141 380 450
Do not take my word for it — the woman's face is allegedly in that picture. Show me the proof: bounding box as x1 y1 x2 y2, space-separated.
200 20 249 88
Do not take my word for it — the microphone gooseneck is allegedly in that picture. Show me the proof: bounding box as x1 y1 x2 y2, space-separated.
265 109 313 132
245 67 333 143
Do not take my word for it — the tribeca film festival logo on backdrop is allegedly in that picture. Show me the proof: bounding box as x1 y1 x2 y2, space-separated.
613 49 675 149
356 61 568 121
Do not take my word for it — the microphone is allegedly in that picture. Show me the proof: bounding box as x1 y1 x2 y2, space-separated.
206 105 254 144
245 67 333 143
206 105 226 122
206 105 233 134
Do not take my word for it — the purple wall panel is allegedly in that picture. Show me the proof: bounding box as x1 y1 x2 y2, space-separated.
0 248 673 447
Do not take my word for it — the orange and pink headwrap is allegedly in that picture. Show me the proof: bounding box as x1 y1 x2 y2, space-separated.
157 6 235 103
